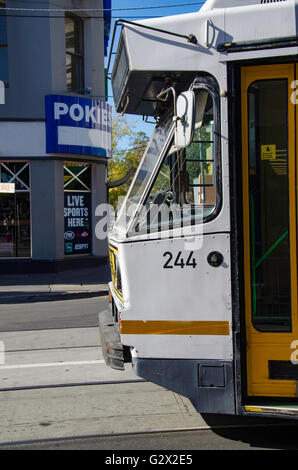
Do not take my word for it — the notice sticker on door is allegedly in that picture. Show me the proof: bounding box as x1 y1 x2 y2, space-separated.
261 145 276 160
0 183 15 193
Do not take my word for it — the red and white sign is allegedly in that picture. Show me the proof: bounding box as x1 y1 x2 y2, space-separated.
0 183 15 193
78 231 88 238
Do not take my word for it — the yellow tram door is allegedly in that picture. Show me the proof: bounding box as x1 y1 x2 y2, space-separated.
242 63 298 398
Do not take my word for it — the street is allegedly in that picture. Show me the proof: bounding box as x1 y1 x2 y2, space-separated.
0 295 105 331
0 295 297 451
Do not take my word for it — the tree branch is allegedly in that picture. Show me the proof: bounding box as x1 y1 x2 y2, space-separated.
108 167 135 188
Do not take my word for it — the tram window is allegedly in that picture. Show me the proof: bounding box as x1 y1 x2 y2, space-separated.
248 79 291 332
135 90 217 233
185 91 215 209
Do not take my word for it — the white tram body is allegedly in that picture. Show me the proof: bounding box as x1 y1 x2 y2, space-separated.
99 0 298 417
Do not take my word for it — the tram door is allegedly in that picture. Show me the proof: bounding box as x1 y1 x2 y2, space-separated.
241 64 298 398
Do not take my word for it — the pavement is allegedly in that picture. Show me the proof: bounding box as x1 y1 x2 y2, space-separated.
0 264 110 303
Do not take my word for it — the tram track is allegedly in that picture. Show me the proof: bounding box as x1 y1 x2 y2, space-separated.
1 417 298 450
0 372 297 450
0 377 147 393
1 317 295 449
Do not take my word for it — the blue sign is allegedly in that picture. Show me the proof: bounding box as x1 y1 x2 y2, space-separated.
45 95 112 158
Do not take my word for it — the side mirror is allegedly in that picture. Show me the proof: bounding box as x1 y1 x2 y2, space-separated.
174 91 195 149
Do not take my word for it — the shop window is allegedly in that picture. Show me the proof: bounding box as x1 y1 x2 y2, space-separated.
0 162 31 257
64 163 91 256
0 1 8 86
65 15 84 92
64 163 91 191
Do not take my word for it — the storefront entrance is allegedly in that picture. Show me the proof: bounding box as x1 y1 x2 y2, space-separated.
0 162 31 258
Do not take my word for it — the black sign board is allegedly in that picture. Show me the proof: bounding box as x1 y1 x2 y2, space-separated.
64 192 91 255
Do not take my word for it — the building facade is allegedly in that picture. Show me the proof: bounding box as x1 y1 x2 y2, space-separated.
0 0 111 273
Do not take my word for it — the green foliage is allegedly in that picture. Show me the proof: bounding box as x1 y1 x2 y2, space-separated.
108 115 149 207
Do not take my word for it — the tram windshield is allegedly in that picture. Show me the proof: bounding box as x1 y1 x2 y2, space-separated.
114 114 174 236
113 88 217 238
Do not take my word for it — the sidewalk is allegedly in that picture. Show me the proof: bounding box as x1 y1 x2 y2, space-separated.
0 264 110 303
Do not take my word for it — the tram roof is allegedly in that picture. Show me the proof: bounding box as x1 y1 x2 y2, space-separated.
111 0 298 115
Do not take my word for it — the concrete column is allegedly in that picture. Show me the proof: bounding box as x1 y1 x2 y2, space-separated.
30 160 64 260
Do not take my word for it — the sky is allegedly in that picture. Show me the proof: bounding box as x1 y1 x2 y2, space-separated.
105 0 207 147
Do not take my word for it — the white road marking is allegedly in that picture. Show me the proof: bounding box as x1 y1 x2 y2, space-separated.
0 360 105 370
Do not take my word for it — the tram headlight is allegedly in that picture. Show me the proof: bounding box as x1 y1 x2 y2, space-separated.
109 246 123 299
115 256 123 295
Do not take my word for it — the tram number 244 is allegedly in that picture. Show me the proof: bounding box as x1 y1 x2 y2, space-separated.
163 251 197 269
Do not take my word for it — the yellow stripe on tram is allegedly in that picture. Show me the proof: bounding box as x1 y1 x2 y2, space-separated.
120 320 230 336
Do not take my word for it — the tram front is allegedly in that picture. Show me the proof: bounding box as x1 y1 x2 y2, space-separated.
98 7 235 415
98 0 298 420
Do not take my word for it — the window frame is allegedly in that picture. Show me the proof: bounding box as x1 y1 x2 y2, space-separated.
63 162 91 192
65 13 85 92
191 75 222 225
0 161 30 192
127 74 222 237
0 1 8 87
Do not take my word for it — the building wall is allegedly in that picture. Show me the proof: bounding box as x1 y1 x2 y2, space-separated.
0 0 106 119
31 160 65 260
0 0 111 272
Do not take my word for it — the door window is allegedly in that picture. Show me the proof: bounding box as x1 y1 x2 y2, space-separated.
248 79 291 332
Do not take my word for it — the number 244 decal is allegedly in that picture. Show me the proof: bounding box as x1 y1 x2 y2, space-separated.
163 251 197 269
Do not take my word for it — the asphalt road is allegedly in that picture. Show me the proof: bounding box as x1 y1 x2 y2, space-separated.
0 296 106 331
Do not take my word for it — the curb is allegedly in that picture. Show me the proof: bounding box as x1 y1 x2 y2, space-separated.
0 289 109 304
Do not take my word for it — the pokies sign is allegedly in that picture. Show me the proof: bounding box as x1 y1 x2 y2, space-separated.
45 95 112 158
64 192 91 255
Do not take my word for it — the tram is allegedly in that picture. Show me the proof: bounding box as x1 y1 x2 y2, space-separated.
99 0 298 418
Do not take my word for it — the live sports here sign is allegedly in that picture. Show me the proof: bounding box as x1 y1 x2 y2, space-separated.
64 192 91 255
